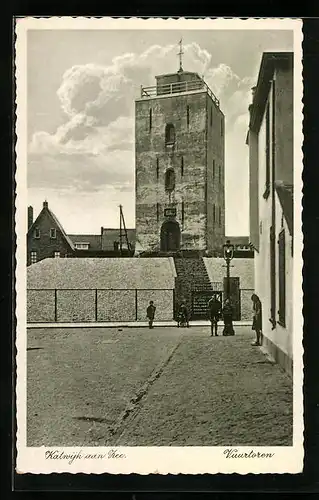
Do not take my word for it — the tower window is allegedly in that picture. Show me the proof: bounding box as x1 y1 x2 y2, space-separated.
156 158 159 180
210 107 213 127
219 207 222 226
34 227 40 239
219 165 222 185
181 156 184 176
165 168 175 192
187 106 190 128
156 203 160 222
149 108 152 132
221 118 224 137
213 204 216 223
50 228 56 239
165 123 175 145
213 159 215 178
30 251 37 265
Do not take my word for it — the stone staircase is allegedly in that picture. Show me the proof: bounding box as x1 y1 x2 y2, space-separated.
174 257 213 319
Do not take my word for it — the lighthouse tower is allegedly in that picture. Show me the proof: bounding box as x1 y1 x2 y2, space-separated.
135 41 225 256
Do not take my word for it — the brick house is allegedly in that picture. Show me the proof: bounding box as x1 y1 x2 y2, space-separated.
27 201 75 266
27 202 136 265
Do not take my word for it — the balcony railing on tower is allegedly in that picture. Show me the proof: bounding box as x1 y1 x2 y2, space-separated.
140 79 220 107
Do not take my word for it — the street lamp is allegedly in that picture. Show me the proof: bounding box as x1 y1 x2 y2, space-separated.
223 239 235 336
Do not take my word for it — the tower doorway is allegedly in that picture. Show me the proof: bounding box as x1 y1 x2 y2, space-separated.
160 219 181 252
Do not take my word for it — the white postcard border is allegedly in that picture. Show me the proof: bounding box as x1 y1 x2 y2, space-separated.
15 16 304 475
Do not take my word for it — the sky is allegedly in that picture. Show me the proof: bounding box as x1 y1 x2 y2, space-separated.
27 28 293 235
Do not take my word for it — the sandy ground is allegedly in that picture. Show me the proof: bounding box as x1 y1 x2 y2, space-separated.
27 325 292 447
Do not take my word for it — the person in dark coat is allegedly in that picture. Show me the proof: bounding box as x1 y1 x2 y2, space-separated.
146 300 156 329
177 300 189 328
222 298 235 336
207 294 222 336
251 293 262 346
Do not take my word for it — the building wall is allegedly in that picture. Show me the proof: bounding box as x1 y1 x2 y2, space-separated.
252 64 293 375
206 94 225 255
135 88 224 254
27 257 176 323
27 210 71 265
254 95 273 329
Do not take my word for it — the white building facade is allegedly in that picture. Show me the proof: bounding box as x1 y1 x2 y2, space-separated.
247 52 293 375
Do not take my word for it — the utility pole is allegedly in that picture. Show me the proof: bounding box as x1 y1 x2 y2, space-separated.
119 205 131 256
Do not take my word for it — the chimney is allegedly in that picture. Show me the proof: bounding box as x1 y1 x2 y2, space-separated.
43 200 48 209
27 206 33 230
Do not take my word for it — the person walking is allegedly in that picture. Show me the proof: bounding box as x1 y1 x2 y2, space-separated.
207 294 222 336
251 293 262 346
177 300 189 328
222 298 235 336
146 300 156 329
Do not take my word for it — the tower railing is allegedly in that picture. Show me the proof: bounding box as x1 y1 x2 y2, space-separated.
140 80 220 107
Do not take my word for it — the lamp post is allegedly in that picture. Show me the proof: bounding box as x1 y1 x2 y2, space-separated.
223 239 235 336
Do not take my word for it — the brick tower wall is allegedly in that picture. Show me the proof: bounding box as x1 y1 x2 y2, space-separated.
135 90 224 254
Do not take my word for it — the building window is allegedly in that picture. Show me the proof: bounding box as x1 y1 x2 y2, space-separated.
210 107 213 127
50 228 56 239
270 225 276 326
156 203 160 222
181 156 184 176
156 158 159 180
264 103 270 199
219 165 222 185
165 168 175 192
221 118 224 137
34 228 40 239
278 229 286 326
181 201 185 227
30 251 37 265
213 159 215 178
219 206 222 226
75 243 89 250
54 251 60 258
165 123 175 145
149 108 152 132
187 106 190 128
213 204 216 223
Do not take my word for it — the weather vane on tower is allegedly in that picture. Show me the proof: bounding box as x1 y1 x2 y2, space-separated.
177 38 184 72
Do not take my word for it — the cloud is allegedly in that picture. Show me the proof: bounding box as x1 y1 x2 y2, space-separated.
28 41 255 223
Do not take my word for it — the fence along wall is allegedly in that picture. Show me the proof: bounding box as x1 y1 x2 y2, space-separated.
27 289 174 323
27 257 176 323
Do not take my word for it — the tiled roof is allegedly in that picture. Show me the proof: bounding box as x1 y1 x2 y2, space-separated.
48 210 75 250
28 204 74 251
275 181 293 235
68 234 102 251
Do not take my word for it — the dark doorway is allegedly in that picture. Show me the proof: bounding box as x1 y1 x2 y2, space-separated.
160 220 180 252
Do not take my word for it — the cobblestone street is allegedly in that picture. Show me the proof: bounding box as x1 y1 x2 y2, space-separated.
27 325 293 447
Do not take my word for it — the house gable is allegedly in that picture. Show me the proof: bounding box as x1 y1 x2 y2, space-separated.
27 202 74 265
